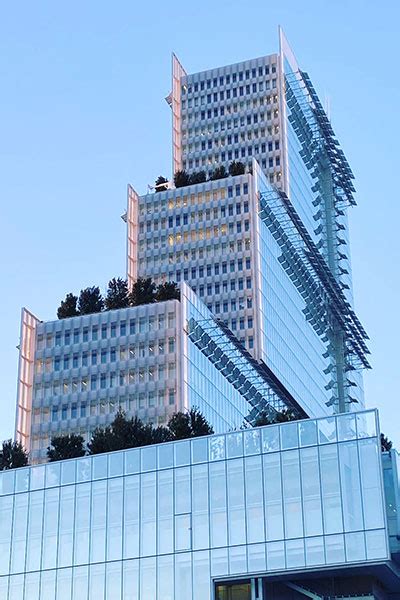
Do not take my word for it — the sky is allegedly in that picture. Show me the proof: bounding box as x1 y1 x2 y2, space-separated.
0 0 399 447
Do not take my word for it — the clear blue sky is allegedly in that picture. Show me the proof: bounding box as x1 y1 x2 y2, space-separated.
1 0 399 446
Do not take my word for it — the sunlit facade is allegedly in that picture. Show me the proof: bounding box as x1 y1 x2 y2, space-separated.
16 284 300 462
1 411 400 599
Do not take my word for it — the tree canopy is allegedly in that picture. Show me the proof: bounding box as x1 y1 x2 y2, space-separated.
77 286 104 315
105 277 130 311
47 434 86 462
57 293 79 319
129 277 157 306
0 439 29 470
155 175 169 192
155 281 180 302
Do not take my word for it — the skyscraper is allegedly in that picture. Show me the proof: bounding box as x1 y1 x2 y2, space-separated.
127 28 369 418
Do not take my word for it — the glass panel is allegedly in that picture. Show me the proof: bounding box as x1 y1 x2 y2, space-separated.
124 475 140 558
72 565 89 600
30 465 45 490
175 467 191 514
262 425 280 452
365 529 388 560
175 513 192 551
325 533 345 564
0 470 15 496
356 411 377 439
263 453 284 540
77 457 92 482
247 543 266 572
245 455 265 543
192 464 209 550
286 538 305 568
140 556 156 600
141 446 156 471
280 422 298 450
61 460 76 485
158 443 174 469
317 417 337 444
15 468 30 493
106 562 122 600
57 566 73 600
282 450 303 538
123 559 139 600
157 470 173 554
229 544 247 574
74 482 91 565
319 445 343 534
58 484 75 567
141 472 156 556
175 440 191 466
209 435 225 461
267 542 285 571
157 554 174 600
109 452 124 477
227 459 246 545
10 493 28 574
175 552 192 600
227 432 243 458
191 437 208 463
42 487 59 570
45 462 60 487
89 563 105 600
299 419 317 447
337 414 357 441
338 442 363 532
26 490 44 572
210 461 227 547
40 569 56 600
9 574 24 600
345 531 366 562
93 455 108 479
210 547 228 577
107 478 123 561
24 571 40 600
90 480 107 563
300 447 323 536
305 536 325 566
243 429 260 455
193 550 210 600
125 448 140 474
358 438 384 529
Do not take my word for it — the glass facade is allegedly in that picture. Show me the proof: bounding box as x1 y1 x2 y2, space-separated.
0 410 391 599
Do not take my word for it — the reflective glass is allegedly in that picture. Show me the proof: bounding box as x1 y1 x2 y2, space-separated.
90 480 107 563
245 455 265 543
191 437 208 463
247 543 266 572
282 450 303 538
123 559 139 600
266 540 285 570
15 467 30 493
338 442 363 532
262 425 280 452
175 440 191 466
175 552 192 600
356 411 377 439
325 533 345 563
26 490 43 572
365 529 388 560
58 484 75 567
299 419 317 447
106 561 122 600
229 544 247 574
72 565 89 600
24 571 40 600
157 554 174 600
42 487 59 569
93 454 108 480
345 531 366 562
192 464 210 550
210 461 227 547
227 458 246 545
286 538 305 568
209 435 226 461
40 569 56 600
109 452 124 477
210 547 228 577
157 470 173 554
305 536 325 566
124 476 140 558
280 422 298 449
337 414 357 441
193 550 211 600
263 453 284 540
125 448 140 474
89 562 105 600
158 442 174 469
358 438 384 529
8 573 23 600
243 429 261 455
56 566 73 600
45 462 60 487
30 464 45 490
0 470 15 496
107 478 123 560
10 492 28 574
77 457 92 482
74 482 91 565
300 447 323 536
141 446 156 471
319 444 343 534
318 417 337 444
141 473 156 556
227 432 243 458
61 460 76 485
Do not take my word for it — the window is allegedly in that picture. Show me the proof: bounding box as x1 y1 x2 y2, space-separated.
111 323 117 337
120 322 126 336
71 403 77 419
63 356 70 370
73 329 80 344
83 327 89 343
92 326 98 341
129 320 136 335
91 351 97 366
101 324 107 339
81 403 87 417
62 405 68 420
54 357 61 372
73 354 79 368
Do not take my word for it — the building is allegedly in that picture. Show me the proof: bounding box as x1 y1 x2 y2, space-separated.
126 29 369 418
1 410 400 598
15 283 302 462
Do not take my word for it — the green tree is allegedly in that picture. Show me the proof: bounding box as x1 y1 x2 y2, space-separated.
155 175 168 192
0 439 29 470
228 160 246 176
47 434 86 461
189 171 207 184
151 426 173 444
381 433 393 452
155 281 180 302
87 410 154 454
78 286 104 315
174 170 191 188
87 425 114 455
105 277 129 310
209 165 228 180
168 408 214 440
129 277 156 306
57 293 79 319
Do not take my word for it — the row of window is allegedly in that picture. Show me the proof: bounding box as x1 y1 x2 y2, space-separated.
182 81 278 110
185 148 280 168
183 123 280 142
181 95 279 138
183 64 277 94
36 339 176 375
36 315 177 351
140 200 250 234
34 364 177 400
183 138 280 154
